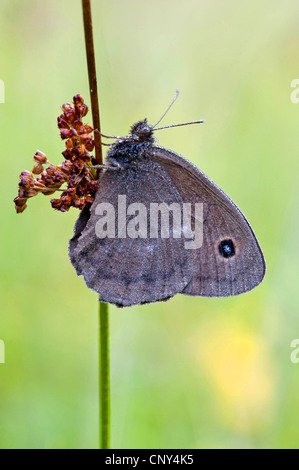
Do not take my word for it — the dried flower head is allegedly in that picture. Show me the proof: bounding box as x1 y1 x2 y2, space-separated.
14 94 98 213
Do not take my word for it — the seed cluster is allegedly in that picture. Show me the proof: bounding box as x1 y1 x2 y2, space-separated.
14 94 98 213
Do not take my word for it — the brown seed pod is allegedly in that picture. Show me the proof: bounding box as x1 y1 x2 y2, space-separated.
32 163 44 175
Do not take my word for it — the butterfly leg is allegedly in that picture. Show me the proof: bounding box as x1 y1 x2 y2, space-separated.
89 164 120 170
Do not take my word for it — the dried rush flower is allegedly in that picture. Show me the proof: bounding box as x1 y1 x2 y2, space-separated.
13 94 98 214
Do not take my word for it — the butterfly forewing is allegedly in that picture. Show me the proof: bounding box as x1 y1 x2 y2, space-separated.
152 147 266 297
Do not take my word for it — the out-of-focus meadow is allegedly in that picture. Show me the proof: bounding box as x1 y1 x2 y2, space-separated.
0 0 299 449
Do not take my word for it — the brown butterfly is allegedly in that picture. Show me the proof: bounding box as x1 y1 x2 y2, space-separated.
69 91 265 307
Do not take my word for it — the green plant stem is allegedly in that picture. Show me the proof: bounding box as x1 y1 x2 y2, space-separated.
81 0 111 449
82 0 103 166
99 302 110 449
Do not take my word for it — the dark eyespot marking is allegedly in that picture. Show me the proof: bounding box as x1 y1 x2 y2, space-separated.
218 239 235 258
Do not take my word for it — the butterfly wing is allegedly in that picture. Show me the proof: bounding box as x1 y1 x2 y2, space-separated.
152 146 266 297
69 160 194 307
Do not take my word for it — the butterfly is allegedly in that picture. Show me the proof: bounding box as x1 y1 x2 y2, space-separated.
69 91 265 307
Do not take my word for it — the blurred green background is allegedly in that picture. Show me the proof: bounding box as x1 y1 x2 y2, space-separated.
0 0 298 449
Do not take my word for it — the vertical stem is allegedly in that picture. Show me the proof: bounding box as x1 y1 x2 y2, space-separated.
82 0 103 166
99 302 110 449
81 0 110 449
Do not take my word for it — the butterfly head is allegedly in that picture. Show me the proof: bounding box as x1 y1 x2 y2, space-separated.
105 119 155 169
130 119 155 143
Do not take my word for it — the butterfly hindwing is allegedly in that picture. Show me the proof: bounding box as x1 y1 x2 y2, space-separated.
69 158 195 306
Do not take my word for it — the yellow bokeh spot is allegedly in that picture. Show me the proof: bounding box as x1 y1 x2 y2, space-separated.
191 320 275 432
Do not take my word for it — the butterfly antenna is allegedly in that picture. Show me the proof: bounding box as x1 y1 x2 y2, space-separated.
152 89 180 128
154 119 205 131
